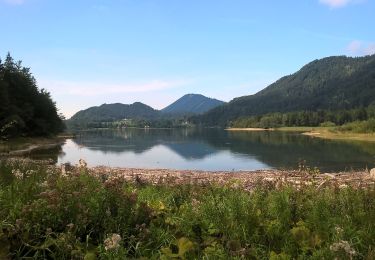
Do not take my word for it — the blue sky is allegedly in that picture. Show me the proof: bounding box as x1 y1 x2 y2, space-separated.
0 0 374 118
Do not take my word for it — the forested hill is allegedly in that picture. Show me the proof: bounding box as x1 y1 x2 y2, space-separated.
68 94 224 126
161 94 225 114
0 53 64 138
194 55 375 126
69 102 160 123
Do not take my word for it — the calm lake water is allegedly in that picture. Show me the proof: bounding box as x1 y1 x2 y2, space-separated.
34 128 375 172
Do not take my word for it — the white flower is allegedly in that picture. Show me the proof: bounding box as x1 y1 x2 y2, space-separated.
330 240 356 256
12 169 23 179
60 164 68 178
78 159 88 169
25 170 35 178
104 233 121 251
335 226 344 234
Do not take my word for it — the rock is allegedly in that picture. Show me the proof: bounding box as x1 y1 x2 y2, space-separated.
370 168 375 179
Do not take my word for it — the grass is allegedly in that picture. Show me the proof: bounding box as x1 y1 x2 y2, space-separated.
334 119 375 134
0 159 375 259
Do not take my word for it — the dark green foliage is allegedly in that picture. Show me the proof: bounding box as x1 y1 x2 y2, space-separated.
68 102 160 124
67 115 193 130
194 55 375 126
161 94 225 115
335 119 375 133
232 107 374 128
0 53 65 138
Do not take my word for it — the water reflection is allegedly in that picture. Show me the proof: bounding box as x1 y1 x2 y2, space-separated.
39 128 375 171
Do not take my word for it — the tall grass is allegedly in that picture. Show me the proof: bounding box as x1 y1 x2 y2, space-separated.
335 119 375 133
0 159 374 259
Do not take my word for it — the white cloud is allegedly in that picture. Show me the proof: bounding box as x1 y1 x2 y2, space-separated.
2 0 25 5
41 79 188 97
346 40 375 56
346 40 362 53
319 0 353 8
364 44 375 55
37 79 190 118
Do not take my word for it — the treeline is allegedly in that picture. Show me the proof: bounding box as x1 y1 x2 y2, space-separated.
232 106 375 129
0 53 64 138
67 117 193 130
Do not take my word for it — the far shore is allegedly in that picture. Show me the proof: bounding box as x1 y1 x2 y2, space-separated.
225 127 274 131
301 130 375 142
226 126 375 142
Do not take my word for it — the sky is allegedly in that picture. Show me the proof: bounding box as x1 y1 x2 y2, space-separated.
0 0 374 118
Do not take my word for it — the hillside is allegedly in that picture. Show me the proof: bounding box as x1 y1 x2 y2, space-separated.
195 55 375 126
161 94 225 114
67 94 225 127
69 102 159 123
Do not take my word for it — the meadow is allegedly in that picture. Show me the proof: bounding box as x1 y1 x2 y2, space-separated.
0 159 374 259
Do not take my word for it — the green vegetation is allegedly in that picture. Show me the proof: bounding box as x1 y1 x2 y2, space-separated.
1 159 375 259
231 107 375 129
194 55 375 126
68 102 160 126
335 119 375 134
68 117 193 130
0 53 65 138
67 94 224 130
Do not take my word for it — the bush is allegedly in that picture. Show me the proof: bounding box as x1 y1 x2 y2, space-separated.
336 119 375 133
319 121 336 127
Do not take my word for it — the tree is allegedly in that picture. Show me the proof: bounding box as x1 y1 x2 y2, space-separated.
0 53 65 138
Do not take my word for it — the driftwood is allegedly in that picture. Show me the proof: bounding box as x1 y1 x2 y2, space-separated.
86 166 375 191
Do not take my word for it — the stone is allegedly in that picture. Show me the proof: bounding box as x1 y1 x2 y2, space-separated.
370 168 375 179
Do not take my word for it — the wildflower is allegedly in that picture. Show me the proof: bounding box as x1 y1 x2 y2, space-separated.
25 170 35 177
60 164 68 178
66 223 74 230
330 240 356 257
191 198 201 208
12 169 23 179
40 180 49 188
15 219 23 228
335 226 344 235
104 233 122 251
78 159 87 168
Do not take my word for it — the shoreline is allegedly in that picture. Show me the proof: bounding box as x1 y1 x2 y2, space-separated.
301 130 375 142
85 165 375 190
225 127 274 131
227 127 375 142
0 137 65 156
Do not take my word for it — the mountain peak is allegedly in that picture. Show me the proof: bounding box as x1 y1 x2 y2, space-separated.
161 94 225 114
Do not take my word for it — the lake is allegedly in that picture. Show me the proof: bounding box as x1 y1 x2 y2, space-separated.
33 128 375 172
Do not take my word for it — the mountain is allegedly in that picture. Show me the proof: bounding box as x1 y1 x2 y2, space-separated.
161 94 225 114
195 55 375 126
67 94 225 127
69 102 159 123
